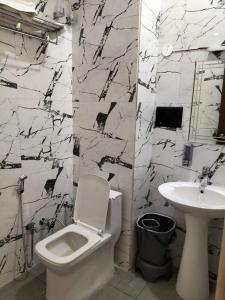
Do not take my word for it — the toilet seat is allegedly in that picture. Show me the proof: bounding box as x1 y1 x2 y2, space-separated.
36 174 112 270
36 223 111 269
74 174 110 232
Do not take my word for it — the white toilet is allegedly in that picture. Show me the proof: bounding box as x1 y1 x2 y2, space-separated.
35 174 122 300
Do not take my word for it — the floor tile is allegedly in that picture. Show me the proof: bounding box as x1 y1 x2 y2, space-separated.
30 264 45 276
36 272 46 284
0 272 34 293
0 277 45 300
137 275 215 300
14 279 45 300
137 284 165 300
167 288 184 300
137 277 181 300
33 293 47 300
0 267 216 300
88 284 134 300
109 268 146 298
30 264 46 283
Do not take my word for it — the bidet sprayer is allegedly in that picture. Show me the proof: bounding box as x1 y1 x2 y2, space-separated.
17 175 28 194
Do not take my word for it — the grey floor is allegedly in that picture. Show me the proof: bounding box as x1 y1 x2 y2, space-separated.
0 265 215 300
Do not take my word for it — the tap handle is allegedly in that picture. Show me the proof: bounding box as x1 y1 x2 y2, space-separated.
202 166 210 176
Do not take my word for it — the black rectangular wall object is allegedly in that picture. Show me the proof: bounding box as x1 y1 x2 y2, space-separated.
154 106 183 129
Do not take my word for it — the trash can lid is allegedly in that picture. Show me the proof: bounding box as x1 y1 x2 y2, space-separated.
136 213 176 233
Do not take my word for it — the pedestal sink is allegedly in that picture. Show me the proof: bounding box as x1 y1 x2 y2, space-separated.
158 182 225 300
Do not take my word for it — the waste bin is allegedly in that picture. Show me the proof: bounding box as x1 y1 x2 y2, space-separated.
136 213 176 282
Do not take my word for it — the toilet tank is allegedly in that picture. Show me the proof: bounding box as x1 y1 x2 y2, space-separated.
105 190 122 243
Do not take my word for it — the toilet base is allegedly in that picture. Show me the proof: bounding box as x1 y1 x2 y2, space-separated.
46 241 114 300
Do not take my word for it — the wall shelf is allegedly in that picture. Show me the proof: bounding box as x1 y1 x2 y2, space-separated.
0 6 64 44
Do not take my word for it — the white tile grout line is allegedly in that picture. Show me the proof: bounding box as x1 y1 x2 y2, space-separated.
135 282 147 299
108 278 147 299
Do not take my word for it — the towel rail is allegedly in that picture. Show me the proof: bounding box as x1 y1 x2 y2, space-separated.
0 6 64 45
0 24 58 44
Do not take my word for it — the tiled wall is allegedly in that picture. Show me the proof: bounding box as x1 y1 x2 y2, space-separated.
0 1 73 288
134 0 225 283
134 0 161 218
72 0 139 269
1 0 225 289
0 0 140 287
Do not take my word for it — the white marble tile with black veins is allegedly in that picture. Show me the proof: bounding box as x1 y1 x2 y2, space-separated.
72 0 139 269
0 0 73 288
133 0 225 284
134 0 161 219
0 0 225 290
159 0 225 50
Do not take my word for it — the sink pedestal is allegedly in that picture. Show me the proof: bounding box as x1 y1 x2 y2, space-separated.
158 181 225 300
176 214 209 300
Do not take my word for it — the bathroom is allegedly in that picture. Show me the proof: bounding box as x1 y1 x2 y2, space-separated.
0 0 225 299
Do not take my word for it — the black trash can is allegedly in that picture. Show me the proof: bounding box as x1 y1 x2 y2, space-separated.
136 213 176 282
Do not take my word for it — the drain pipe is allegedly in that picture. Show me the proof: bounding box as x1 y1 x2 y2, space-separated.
17 175 28 278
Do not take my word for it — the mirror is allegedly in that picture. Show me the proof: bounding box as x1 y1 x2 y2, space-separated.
189 60 225 144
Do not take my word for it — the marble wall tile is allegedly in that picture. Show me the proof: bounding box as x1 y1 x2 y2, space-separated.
159 0 225 50
134 0 225 283
134 0 161 220
72 0 139 268
1 0 224 288
149 52 225 279
78 100 136 267
0 0 73 288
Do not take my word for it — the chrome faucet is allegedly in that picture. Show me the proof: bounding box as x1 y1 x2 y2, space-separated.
199 167 213 192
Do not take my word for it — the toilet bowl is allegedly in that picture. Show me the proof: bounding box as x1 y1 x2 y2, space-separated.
35 174 122 300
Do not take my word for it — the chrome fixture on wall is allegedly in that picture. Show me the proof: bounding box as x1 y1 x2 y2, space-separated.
199 166 213 192
0 6 64 45
25 222 36 268
182 144 194 167
17 175 28 278
17 175 28 194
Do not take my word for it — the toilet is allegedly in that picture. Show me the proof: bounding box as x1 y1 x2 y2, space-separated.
35 174 122 300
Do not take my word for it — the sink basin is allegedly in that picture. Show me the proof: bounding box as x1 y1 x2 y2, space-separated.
159 181 225 218
158 181 225 300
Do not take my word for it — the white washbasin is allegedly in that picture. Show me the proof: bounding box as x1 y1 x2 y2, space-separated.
158 181 225 300
159 181 225 218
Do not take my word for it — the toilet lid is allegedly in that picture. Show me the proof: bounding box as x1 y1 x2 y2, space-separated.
74 174 110 232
